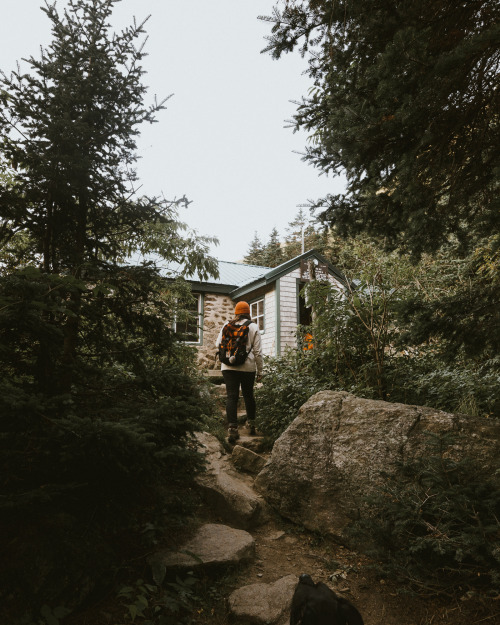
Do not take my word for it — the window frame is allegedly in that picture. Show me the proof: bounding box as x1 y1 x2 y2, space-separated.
174 292 204 345
296 279 312 327
250 297 265 333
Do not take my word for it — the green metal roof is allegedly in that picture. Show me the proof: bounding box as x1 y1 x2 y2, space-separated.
230 250 347 298
163 250 346 296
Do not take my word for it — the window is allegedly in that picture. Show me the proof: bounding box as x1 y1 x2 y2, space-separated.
251 298 264 331
176 293 202 343
298 282 312 326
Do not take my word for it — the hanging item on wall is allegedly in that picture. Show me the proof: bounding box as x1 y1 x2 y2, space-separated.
300 259 328 281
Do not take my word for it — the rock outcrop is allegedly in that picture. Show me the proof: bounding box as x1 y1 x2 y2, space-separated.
255 391 500 535
231 444 268 475
195 432 270 528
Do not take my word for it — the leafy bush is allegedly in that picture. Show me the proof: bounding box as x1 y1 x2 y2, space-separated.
256 349 327 441
348 434 500 598
255 237 499 448
118 575 200 625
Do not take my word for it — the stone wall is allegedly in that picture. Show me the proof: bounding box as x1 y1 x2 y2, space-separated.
197 292 234 370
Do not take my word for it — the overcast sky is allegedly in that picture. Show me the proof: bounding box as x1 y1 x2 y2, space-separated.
1 1 346 262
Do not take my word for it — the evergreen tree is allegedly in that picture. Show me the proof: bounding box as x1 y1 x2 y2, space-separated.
261 0 500 364
243 227 284 267
243 230 265 265
261 226 284 267
283 208 328 260
0 1 217 617
261 0 500 256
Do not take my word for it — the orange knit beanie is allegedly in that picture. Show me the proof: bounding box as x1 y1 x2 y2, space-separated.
234 301 250 315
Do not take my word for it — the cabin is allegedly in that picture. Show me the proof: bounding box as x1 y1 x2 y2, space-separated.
175 249 346 370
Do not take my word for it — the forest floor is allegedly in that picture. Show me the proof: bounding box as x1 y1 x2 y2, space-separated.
194 495 498 625
64 489 499 625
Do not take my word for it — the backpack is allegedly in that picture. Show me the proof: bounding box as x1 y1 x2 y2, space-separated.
218 319 253 366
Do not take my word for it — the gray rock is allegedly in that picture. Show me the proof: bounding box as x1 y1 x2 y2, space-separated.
231 445 267 475
237 434 267 454
149 524 255 582
195 432 270 528
255 391 500 536
228 574 297 624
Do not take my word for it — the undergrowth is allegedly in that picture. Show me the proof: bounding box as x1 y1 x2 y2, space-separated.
348 433 500 599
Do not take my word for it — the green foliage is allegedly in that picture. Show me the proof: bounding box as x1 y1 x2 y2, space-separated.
256 349 326 441
282 208 329 260
0 1 218 621
348 434 500 598
261 0 500 257
118 576 200 625
243 231 266 265
25 605 72 625
260 226 284 267
388 354 500 417
243 226 284 268
116 571 231 625
243 208 330 267
397 238 500 364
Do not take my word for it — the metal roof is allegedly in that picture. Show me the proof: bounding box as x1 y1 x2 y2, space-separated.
214 260 270 287
158 250 346 295
157 259 270 290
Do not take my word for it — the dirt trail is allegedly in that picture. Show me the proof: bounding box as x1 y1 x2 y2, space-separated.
212 435 496 625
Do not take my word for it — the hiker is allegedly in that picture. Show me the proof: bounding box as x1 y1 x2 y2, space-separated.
216 301 263 444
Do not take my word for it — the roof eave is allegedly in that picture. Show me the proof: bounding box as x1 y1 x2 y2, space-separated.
264 249 347 285
230 278 267 299
180 280 237 294
231 249 347 296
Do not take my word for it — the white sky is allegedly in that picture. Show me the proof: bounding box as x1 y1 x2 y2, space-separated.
1 0 345 262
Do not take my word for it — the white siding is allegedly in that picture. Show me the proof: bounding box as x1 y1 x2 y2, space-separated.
277 269 344 354
279 268 301 352
260 289 276 357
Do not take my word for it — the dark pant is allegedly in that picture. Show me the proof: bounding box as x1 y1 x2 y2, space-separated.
222 370 256 427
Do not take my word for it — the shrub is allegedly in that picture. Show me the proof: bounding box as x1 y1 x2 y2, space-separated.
348 433 500 598
256 349 327 441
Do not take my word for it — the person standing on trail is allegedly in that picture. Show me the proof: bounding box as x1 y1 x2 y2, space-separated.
216 301 263 444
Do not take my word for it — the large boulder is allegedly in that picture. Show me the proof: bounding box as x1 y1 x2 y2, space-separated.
255 391 500 536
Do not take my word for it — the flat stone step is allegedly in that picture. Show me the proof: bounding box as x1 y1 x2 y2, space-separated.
148 524 255 582
228 574 297 625
206 369 223 380
236 434 267 454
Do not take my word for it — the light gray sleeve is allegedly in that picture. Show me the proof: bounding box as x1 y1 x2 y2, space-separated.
251 325 263 375
215 325 224 348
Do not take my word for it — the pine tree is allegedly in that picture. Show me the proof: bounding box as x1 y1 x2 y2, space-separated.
283 208 328 260
261 226 284 267
261 0 500 256
244 231 266 265
0 1 217 616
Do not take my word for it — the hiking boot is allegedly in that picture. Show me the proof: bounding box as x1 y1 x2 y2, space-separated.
248 423 256 436
227 426 239 444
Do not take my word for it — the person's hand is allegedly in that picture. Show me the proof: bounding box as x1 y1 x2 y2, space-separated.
256 374 263 383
